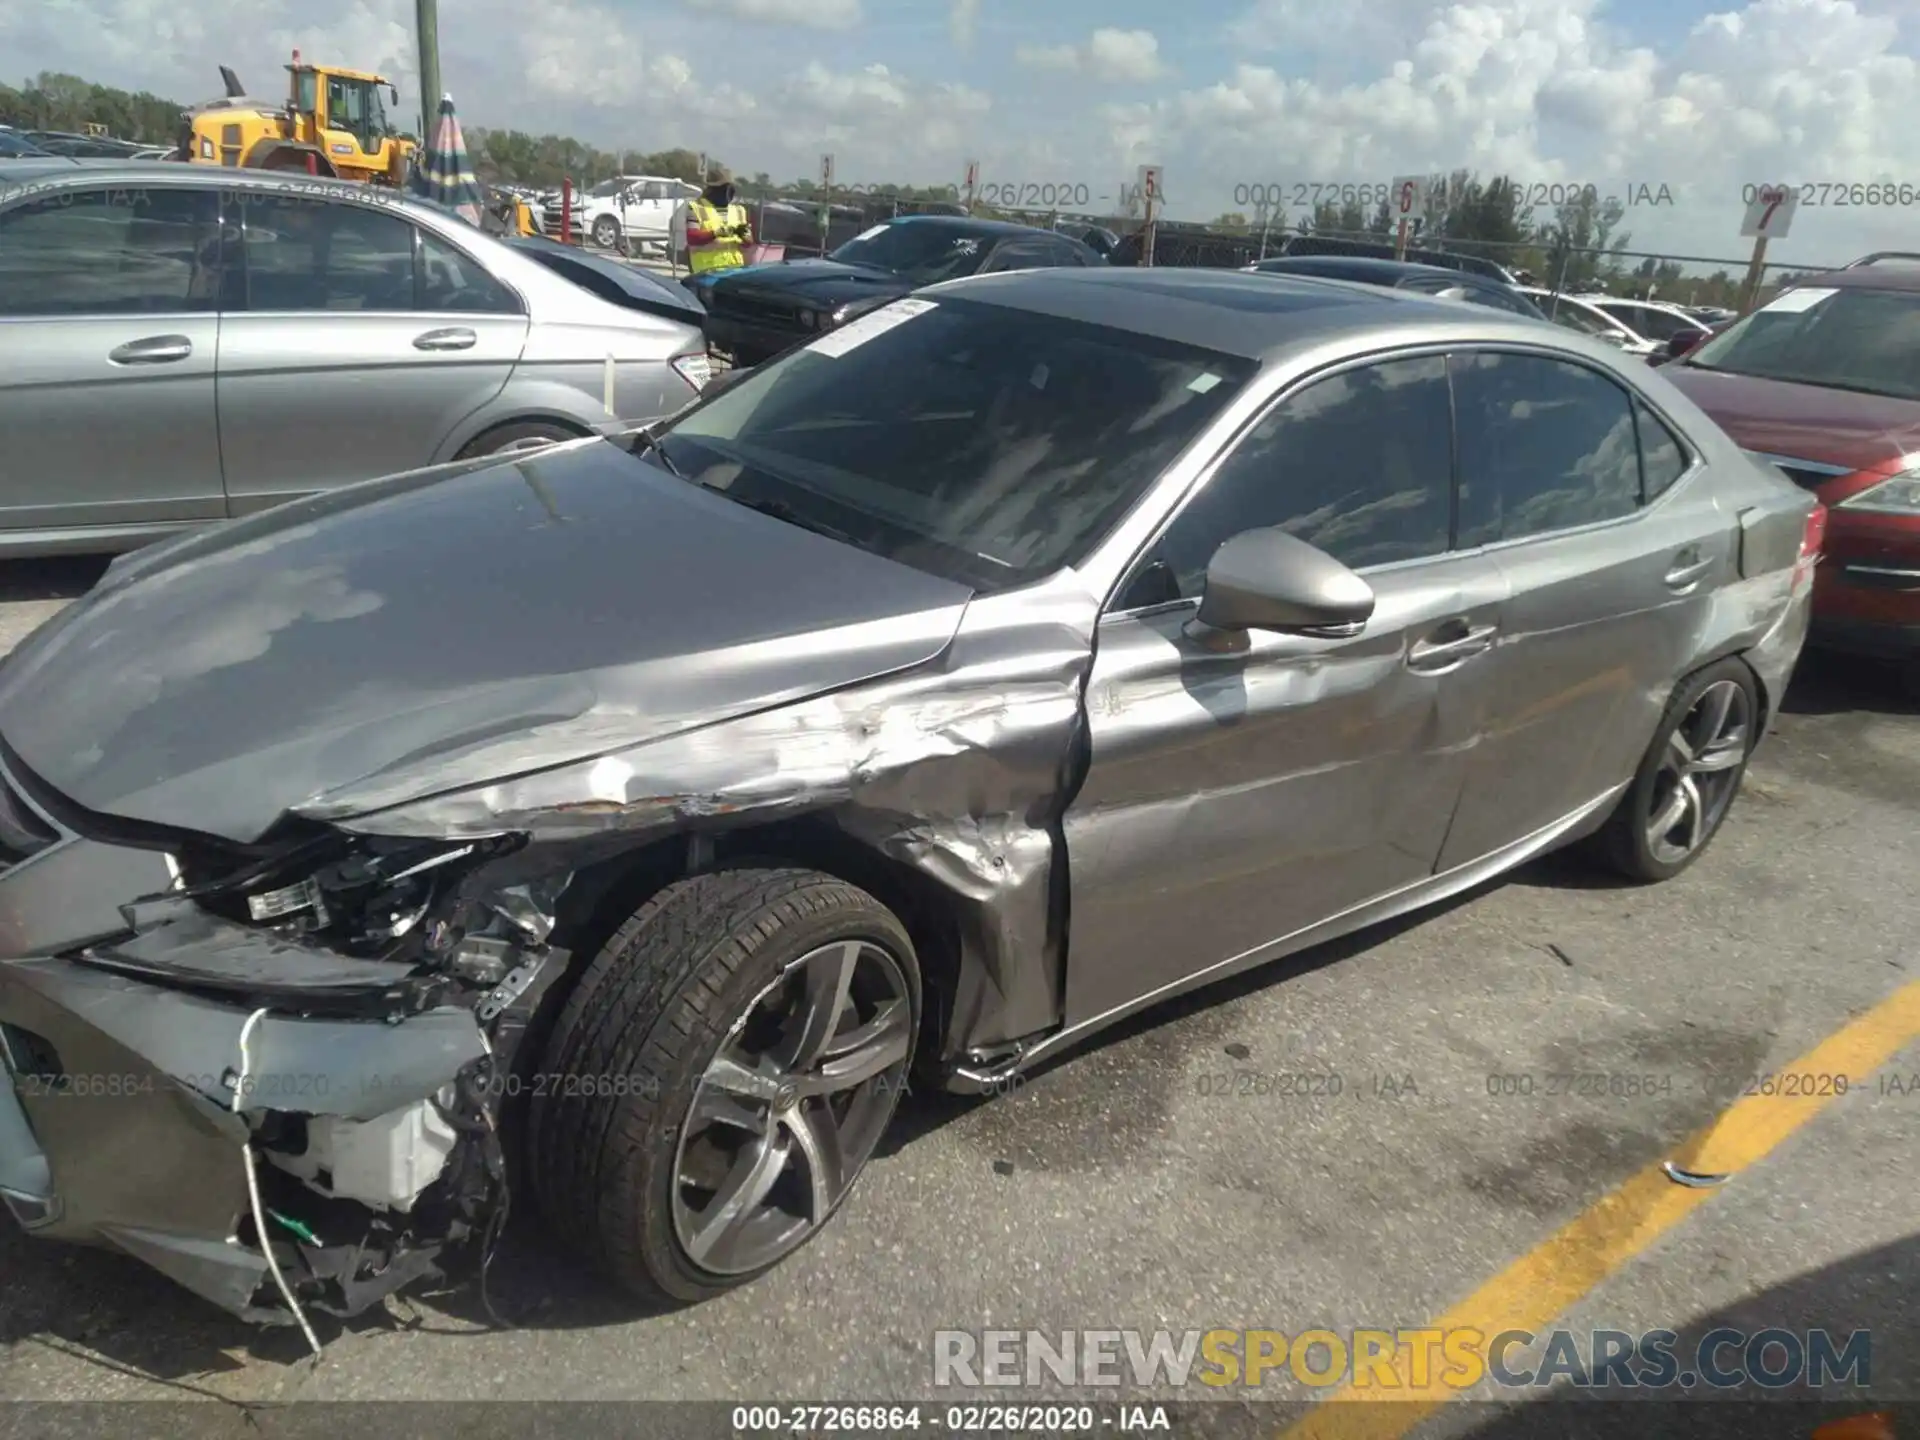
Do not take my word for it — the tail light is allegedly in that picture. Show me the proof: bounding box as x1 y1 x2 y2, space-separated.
1794 502 1827 583
1800 503 1828 559
670 351 712 392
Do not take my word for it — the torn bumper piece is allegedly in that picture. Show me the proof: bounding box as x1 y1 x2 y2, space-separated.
0 924 494 1325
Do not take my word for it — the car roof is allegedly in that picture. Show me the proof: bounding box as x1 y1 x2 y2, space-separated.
1799 260 1920 294
930 266 1572 363
0 161 452 214
1253 255 1499 285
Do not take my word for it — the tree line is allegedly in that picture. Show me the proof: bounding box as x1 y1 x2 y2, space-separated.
1205 172 1791 306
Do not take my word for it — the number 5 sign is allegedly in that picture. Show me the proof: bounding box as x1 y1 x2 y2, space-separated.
1742 184 1797 239
1389 175 1430 223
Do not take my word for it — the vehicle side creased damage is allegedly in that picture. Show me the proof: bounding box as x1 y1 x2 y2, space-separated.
0 577 1098 1328
305 575 1101 1067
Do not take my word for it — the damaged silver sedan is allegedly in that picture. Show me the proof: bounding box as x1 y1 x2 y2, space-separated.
0 267 1822 1328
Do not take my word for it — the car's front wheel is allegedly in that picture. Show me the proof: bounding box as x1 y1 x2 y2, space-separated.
528 865 919 1304
591 215 622 250
1595 657 1758 882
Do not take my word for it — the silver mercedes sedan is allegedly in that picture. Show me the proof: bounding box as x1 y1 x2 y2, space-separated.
0 267 1819 1329
0 162 710 558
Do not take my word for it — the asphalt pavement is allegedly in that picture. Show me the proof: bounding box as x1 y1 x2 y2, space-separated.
0 555 1914 1437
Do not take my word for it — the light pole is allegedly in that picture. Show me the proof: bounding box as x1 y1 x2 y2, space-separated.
417 0 442 140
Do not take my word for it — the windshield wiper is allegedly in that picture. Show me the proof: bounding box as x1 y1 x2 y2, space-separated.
717 491 857 547
628 422 686 479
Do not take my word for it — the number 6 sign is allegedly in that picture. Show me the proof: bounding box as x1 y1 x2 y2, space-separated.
1388 175 1429 223
1742 184 1797 239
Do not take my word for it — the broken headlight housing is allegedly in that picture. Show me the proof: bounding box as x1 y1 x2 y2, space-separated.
189 833 521 957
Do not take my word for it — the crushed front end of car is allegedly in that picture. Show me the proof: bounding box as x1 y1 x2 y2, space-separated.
0 760 570 1328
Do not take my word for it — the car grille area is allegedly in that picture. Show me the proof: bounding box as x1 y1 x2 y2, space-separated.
711 289 807 328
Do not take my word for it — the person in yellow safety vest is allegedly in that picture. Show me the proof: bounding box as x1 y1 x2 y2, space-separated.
684 166 752 276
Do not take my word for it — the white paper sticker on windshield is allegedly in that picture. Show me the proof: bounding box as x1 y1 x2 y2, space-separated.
1188 372 1223 393
1761 286 1837 314
851 224 890 243
809 297 938 358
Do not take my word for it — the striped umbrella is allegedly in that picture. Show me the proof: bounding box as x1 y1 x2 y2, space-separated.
411 94 483 225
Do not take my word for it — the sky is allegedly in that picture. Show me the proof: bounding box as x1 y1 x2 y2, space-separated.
10 0 1920 269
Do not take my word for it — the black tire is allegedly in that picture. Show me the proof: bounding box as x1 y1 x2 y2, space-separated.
527 864 920 1305
591 215 621 250
454 420 582 459
1594 656 1759 883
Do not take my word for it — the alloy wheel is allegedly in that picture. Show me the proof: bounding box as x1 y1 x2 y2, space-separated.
670 938 913 1276
1644 679 1751 865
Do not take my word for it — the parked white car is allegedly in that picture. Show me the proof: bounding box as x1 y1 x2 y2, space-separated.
1574 295 1714 348
1518 288 1660 358
575 174 703 254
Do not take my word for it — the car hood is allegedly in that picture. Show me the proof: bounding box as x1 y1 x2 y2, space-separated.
1663 366 1920 473
0 439 973 844
714 259 914 311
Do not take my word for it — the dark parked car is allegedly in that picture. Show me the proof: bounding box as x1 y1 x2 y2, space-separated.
0 129 50 159
1245 255 1547 318
20 131 149 159
1267 233 1522 284
701 213 1105 365
504 234 707 321
0 268 1818 1329
1662 254 1920 684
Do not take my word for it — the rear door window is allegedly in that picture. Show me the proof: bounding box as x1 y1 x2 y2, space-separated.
1452 352 1642 543
239 193 417 310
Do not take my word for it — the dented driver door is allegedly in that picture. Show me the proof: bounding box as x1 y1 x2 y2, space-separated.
1060 551 1510 1032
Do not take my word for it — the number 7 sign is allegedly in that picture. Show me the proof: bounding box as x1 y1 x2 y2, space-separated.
1741 184 1797 239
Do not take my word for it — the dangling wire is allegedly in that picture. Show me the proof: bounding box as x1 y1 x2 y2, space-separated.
233 1008 323 1358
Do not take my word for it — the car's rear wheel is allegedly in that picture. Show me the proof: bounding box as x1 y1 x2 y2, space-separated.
591 215 621 250
527 865 919 1305
1595 657 1758 882
454 420 582 459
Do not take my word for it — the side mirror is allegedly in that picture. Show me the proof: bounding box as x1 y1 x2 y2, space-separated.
1195 528 1375 634
1665 329 1704 359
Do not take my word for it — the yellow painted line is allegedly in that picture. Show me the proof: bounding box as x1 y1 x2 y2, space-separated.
1278 979 1920 1440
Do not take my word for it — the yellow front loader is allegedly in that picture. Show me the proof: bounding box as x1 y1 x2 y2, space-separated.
180 52 415 186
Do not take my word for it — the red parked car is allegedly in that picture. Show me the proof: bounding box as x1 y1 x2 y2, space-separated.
1662 254 1920 689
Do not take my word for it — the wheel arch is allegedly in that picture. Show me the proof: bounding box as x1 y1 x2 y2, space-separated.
538 816 971 1082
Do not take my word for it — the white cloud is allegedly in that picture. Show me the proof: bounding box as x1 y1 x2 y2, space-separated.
8 0 1920 257
680 0 862 28
1016 28 1167 82
1086 29 1168 82
1014 43 1080 71
951 0 980 50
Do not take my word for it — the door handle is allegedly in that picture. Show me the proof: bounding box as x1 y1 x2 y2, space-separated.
108 335 193 364
413 327 477 351
1407 621 1498 673
1664 550 1714 590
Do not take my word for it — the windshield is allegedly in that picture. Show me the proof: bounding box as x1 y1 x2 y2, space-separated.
1684 286 1920 401
828 222 1002 283
0 131 48 157
651 296 1255 591
1538 297 1616 337
588 179 626 198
